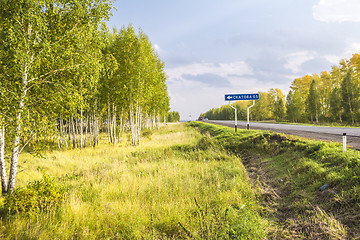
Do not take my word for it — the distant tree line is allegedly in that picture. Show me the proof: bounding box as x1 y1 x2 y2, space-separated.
167 111 180 122
202 89 285 122
202 53 360 125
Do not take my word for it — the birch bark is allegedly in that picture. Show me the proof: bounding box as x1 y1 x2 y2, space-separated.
107 98 111 143
8 62 29 193
84 115 88 148
0 124 7 194
80 109 83 149
72 117 76 149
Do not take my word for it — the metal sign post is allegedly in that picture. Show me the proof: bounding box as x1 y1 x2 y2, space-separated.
225 93 259 131
228 102 237 132
247 100 255 130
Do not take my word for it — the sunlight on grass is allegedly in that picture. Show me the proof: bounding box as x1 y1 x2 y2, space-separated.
190 121 360 239
1 123 266 239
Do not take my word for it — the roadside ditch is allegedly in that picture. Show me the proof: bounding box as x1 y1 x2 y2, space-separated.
189 121 360 239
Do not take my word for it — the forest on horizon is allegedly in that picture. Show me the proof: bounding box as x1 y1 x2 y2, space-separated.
202 53 360 125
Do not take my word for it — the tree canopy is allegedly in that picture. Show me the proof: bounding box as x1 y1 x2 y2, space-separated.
0 1 172 194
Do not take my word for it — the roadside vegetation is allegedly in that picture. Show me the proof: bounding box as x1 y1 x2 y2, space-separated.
190 121 360 239
0 1 176 195
0 123 267 239
201 53 360 127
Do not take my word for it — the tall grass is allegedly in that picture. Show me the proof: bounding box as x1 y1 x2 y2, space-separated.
0 123 266 239
189 121 360 238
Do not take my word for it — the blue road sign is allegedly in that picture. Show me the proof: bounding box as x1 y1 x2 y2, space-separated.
225 93 259 101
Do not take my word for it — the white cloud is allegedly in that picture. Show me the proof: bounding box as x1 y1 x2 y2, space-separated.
284 51 317 73
323 54 342 64
344 42 360 56
153 43 166 56
313 0 360 22
165 61 289 120
167 76 280 120
167 75 290 120
323 42 360 64
153 44 161 52
166 61 253 81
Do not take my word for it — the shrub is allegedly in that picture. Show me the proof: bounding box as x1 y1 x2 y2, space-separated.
142 129 153 138
4 174 66 215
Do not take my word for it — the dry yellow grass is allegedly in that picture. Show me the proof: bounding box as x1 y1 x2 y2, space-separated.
1 123 266 239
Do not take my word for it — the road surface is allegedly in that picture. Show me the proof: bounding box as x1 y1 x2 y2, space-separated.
206 120 360 150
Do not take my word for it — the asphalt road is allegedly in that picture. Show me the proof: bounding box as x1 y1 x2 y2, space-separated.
206 120 360 150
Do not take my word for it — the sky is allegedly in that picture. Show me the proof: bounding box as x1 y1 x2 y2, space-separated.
106 0 360 120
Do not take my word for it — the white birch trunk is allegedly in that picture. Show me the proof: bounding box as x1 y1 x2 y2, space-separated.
118 108 124 143
8 61 29 193
91 114 95 147
131 108 134 146
137 105 141 145
130 103 136 146
72 117 76 149
112 104 117 144
107 98 111 144
152 110 156 130
92 114 99 147
0 124 7 194
58 120 62 149
61 117 68 149
96 115 99 146
157 112 160 130
74 118 80 147
80 110 83 149
57 130 61 150
135 104 138 145
68 117 71 142
84 115 88 148
145 113 149 130
136 103 140 145
89 115 93 147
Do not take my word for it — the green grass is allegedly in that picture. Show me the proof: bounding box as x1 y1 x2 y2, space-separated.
6 121 358 239
189 121 360 239
257 119 360 128
0 123 267 239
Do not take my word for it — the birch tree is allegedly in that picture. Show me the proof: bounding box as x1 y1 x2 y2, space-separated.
330 88 343 122
317 71 332 119
0 0 112 193
105 25 170 146
341 70 359 124
306 79 321 123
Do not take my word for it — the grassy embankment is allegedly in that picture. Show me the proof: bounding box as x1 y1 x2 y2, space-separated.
0 123 266 239
257 119 360 128
190 121 360 239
